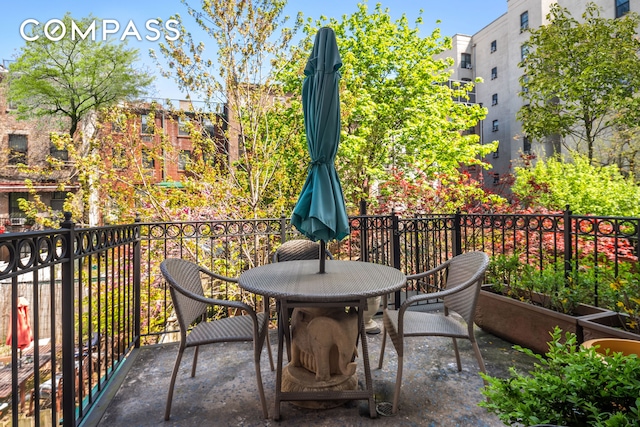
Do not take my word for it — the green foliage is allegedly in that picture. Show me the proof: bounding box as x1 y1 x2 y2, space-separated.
486 255 595 314
518 3 640 166
153 0 306 219
7 13 152 138
604 263 640 334
278 2 496 210
480 328 640 426
512 154 640 216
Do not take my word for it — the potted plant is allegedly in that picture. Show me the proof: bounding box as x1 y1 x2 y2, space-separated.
479 327 640 426
579 264 640 341
475 255 608 354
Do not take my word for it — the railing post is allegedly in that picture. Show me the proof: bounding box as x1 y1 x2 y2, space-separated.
60 212 76 427
564 205 573 282
359 200 368 262
134 215 141 348
453 209 462 256
280 215 287 243
391 210 402 309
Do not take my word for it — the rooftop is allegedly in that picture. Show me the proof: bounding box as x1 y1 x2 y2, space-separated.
92 321 535 427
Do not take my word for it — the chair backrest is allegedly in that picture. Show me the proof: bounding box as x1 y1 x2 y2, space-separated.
161 258 208 331
443 252 490 323
273 240 333 262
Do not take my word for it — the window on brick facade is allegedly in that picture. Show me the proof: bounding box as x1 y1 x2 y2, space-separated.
9 134 27 165
141 114 151 134
50 191 66 211
50 139 68 161
520 11 529 32
112 147 127 169
178 150 191 171
178 116 190 136
142 148 155 169
9 192 28 217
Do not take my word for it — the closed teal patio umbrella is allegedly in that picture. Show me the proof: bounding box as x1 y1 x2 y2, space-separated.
291 27 349 273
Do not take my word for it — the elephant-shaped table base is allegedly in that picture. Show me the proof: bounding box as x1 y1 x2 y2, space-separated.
282 307 359 408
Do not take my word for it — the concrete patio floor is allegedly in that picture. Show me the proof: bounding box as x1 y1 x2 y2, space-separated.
90 317 536 427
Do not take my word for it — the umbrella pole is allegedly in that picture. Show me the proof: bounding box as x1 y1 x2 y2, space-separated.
319 240 326 274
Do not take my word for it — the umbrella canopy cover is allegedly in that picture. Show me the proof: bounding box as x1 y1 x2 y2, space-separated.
6 296 33 350
291 27 349 243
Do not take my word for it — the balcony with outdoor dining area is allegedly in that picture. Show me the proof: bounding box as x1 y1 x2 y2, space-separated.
0 206 637 427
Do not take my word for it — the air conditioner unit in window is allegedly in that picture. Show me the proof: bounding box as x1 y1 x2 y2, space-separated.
10 218 26 226
465 64 473 69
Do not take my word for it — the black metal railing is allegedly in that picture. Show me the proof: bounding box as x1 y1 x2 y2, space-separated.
0 207 637 426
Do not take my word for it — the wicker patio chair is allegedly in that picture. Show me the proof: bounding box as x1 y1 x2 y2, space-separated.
272 239 333 263
160 258 274 420
272 239 333 360
378 251 490 414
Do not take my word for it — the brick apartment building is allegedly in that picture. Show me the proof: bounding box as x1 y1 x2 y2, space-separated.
0 64 227 231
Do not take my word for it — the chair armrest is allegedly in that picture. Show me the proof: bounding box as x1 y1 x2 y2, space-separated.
169 279 255 315
405 258 451 282
198 265 238 283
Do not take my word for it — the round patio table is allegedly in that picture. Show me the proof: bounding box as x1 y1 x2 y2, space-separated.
239 259 406 420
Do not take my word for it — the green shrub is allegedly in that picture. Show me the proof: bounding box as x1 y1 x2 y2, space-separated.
479 328 640 426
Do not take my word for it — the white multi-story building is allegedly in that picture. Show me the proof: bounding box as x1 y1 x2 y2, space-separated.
440 0 635 189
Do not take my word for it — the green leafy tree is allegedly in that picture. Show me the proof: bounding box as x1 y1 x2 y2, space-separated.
512 153 640 216
518 3 640 166
278 3 496 210
7 13 152 139
152 0 305 219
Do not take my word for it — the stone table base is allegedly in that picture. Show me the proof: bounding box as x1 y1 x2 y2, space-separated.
281 364 358 409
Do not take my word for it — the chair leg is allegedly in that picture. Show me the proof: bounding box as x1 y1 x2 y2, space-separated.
392 355 403 414
471 339 487 375
191 346 199 377
378 324 387 369
265 327 274 371
254 343 269 418
165 346 185 421
452 338 462 371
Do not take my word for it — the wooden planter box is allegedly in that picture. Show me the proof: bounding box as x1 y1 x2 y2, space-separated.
578 311 640 342
475 285 608 354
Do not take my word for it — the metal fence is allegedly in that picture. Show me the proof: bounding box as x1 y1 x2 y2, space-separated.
0 208 637 426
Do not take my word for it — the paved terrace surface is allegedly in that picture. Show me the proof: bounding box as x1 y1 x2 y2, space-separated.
92 316 536 427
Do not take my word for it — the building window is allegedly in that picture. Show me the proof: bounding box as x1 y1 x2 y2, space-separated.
492 120 499 132
50 141 68 161
493 173 500 186
178 150 191 171
490 40 497 53
142 148 155 169
9 192 28 218
493 143 500 158
141 114 151 134
9 134 27 165
50 191 66 211
461 53 472 69
492 93 498 106
523 135 531 154
616 0 630 18
112 147 127 169
521 44 529 61
520 11 529 32
491 67 498 80
178 116 190 136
